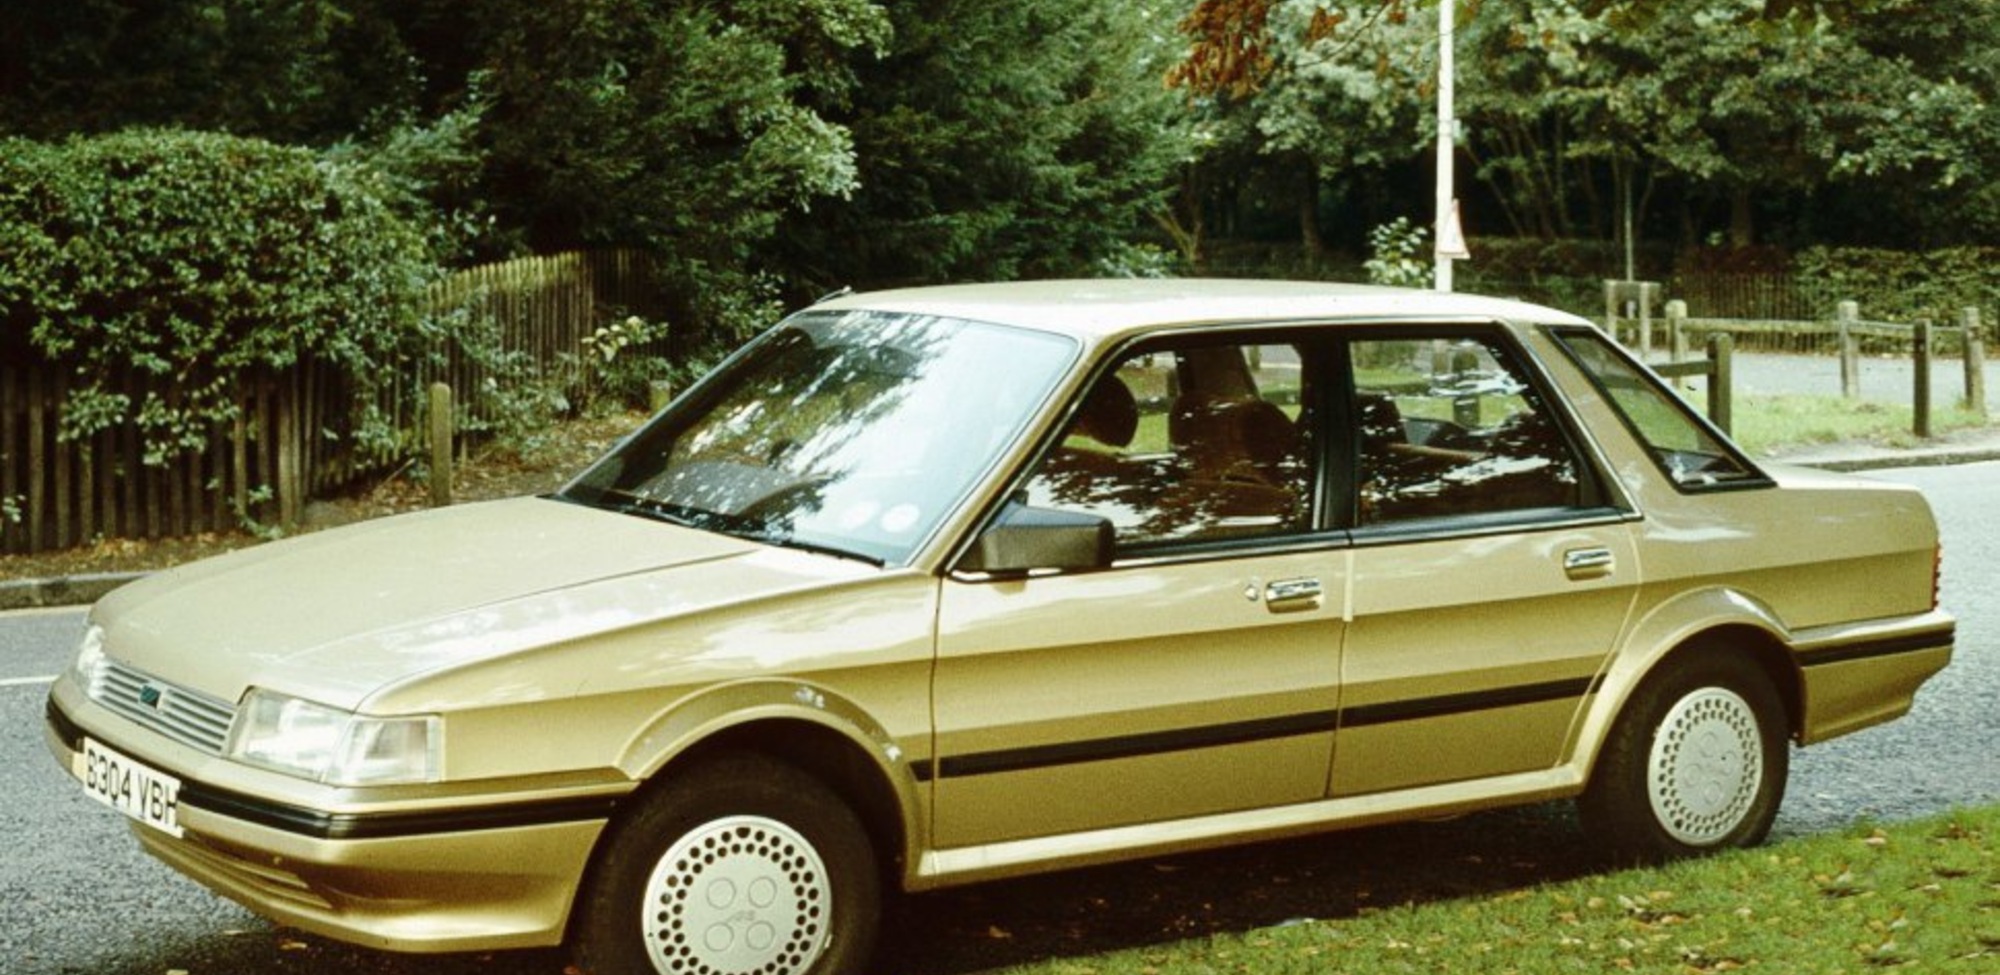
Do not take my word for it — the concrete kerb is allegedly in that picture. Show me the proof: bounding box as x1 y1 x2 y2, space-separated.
4 442 1996 613
0 572 149 612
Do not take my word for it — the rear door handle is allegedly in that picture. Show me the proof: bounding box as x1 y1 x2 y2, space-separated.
1564 547 1615 580
1263 577 1323 612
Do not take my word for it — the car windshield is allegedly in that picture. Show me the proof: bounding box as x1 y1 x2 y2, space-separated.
558 308 1079 565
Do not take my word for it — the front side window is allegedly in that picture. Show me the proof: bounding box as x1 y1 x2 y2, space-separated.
1547 327 1764 489
1349 335 1585 524
1019 339 1313 549
560 310 1078 565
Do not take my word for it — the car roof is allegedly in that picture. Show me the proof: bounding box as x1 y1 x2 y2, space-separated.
809 278 1594 341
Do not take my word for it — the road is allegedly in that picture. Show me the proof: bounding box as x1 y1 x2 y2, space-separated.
3 462 1994 974
1721 351 1999 407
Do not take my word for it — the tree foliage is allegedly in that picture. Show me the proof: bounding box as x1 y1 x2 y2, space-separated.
775 0 1191 289
0 0 1990 329
0 0 420 143
1165 0 1997 255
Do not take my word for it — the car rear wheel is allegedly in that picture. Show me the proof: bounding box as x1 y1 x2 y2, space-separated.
574 752 880 975
1580 653 1789 864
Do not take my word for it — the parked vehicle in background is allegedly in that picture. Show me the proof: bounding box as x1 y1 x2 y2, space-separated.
47 280 1954 975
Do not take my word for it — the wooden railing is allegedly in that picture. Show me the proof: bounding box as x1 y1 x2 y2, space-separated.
1613 282 1990 439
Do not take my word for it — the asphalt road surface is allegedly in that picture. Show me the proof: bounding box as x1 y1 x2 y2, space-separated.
3 462 1993 975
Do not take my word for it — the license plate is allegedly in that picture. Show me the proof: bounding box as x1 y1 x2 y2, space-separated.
79 738 184 838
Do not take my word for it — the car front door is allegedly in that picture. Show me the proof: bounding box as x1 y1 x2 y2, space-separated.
931 335 1346 849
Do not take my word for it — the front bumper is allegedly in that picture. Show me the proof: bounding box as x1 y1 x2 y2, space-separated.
45 692 617 953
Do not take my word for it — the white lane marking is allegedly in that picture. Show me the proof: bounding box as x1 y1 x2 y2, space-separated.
2 675 57 687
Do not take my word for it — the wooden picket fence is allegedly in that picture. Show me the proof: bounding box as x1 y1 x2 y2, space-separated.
1 249 663 555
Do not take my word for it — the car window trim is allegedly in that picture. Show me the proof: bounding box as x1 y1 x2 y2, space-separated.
1347 505 1638 548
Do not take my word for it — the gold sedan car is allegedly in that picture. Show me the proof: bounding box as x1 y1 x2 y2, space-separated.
47 280 1954 975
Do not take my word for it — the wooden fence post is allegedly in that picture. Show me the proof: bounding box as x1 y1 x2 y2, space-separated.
1603 280 1621 342
1913 319 1933 439
429 382 454 507
1666 299 1689 363
1837 300 1860 399
1637 282 1656 359
1708 333 1734 436
1963 306 1986 416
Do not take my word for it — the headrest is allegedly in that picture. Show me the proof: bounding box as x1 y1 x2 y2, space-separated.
1072 376 1139 448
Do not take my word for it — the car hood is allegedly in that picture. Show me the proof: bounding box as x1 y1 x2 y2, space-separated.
91 496 870 710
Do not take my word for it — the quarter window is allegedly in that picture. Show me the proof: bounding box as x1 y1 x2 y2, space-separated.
1547 328 1764 489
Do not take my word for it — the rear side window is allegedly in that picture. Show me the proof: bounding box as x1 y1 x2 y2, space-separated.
1547 327 1765 490
1347 334 1586 525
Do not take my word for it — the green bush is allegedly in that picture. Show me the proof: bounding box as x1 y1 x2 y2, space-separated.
1795 245 1998 333
0 128 441 463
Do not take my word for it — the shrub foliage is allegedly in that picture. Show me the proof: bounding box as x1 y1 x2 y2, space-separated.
0 128 440 463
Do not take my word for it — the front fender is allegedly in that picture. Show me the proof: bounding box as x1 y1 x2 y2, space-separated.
616 678 928 866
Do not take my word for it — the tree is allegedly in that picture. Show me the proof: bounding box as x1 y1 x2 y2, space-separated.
1461 0 2000 251
775 0 1191 288
0 0 421 143
465 0 890 340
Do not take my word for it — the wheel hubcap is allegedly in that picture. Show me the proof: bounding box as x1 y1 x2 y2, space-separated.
642 816 831 975
1647 686 1763 846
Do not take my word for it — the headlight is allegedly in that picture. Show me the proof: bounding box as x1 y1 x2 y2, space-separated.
227 689 441 786
70 624 106 689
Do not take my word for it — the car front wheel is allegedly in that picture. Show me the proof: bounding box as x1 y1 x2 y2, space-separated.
574 752 881 975
1580 652 1789 863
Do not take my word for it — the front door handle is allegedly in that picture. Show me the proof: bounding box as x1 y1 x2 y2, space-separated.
1564 547 1615 580
1263 577 1324 612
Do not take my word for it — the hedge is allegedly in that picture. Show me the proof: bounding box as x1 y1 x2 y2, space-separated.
0 128 441 463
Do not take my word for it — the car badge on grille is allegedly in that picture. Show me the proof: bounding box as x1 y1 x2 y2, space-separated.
138 684 165 709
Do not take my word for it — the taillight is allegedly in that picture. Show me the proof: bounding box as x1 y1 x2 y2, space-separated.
1933 542 1944 610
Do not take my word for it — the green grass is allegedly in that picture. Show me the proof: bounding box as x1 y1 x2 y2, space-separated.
989 806 1999 975
1725 394 1991 456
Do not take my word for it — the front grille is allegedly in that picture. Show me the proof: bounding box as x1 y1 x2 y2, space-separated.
89 659 236 755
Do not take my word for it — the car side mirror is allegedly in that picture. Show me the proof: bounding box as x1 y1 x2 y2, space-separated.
956 504 1113 575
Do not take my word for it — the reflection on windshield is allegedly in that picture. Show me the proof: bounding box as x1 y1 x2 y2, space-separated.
559 309 1078 565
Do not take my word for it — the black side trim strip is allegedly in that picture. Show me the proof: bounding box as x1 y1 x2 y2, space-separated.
1800 630 1955 668
915 709 1340 782
178 782 621 841
916 675 1601 783
1341 676 1601 729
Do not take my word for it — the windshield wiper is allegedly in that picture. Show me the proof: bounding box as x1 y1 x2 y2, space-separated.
750 532 886 567
562 489 703 528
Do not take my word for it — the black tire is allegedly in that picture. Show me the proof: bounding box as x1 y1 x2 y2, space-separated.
573 752 881 975
1579 652 1789 864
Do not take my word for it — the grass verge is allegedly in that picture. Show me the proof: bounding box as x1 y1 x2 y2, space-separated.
1730 394 1990 455
1006 805 1999 975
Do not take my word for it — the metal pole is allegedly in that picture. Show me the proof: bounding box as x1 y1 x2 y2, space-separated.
1434 0 1455 293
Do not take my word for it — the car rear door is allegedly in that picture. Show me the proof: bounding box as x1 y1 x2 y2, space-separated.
1328 328 1641 796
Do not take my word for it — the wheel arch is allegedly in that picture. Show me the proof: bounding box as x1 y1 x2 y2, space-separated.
569 681 922 942
1576 588 1803 776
